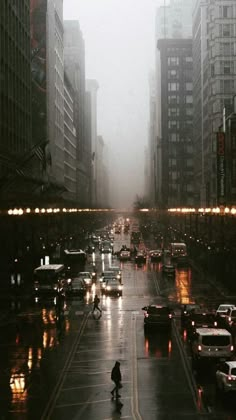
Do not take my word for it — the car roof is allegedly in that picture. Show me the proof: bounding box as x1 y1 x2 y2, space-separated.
217 304 235 309
196 328 231 336
223 361 236 368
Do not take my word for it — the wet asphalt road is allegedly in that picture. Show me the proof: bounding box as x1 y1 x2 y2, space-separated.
1 232 236 419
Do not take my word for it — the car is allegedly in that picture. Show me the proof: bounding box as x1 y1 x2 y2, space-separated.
102 278 123 296
191 328 234 364
162 263 175 276
216 361 236 393
224 306 236 330
100 240 113 253
135 251 146 264
216 304 235 318
149 249 162 261
67 277 87 297
142 305 173 330
186 310 218 338
109 266 122 282
181 303 201 326
119 249 131 261
78 271 93 289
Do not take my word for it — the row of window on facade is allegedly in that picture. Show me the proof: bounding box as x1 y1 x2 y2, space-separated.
167 56 192 66
168 107 193 117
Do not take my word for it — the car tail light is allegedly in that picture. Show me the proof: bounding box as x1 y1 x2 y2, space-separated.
214 321 217 326
169 314 172 319
197 345 202 352
229 317 232 322
191 321 195 326
230 345 234 352
227 375 236 382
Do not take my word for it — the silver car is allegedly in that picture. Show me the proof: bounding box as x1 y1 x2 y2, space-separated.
216 361 236 393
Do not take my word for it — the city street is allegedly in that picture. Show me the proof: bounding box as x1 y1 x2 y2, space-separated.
1 227 236 420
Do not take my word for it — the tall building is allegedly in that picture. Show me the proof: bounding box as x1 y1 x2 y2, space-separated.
64 21 90 206
153 0 193 207
86 79 99 208
193 0 236 206
46 0 65 191
157 38 194 208
0 1 33 204
96 136 110 208
63 73 77 202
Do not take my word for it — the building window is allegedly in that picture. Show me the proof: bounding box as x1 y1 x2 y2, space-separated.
169 133 180 142
186 108 193 116
168 107 180 117
168 82 179 91
185 95 193 104
168 120 179 129
168 95 180 104
185 56 193 63
185 82 193 91
167 57 179 66
168 69 179 79
222 5 230 18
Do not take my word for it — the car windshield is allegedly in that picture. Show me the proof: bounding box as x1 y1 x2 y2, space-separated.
218 305 233 311
231 368 236 376
202 336 230 346
193 314 215 323
108 279 119 285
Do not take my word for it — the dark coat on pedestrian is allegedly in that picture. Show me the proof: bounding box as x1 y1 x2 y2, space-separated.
111 361 121 384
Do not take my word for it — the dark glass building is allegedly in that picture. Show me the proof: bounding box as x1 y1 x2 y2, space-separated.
0 1 32 204
157 38 194 208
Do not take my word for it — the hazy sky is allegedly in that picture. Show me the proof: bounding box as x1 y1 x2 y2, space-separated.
63 0 166 208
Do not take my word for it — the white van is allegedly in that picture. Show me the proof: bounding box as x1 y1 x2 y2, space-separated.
191 328 234 364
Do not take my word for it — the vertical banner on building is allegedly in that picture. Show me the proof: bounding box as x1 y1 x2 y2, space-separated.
30 0 47 151
217 131 226 205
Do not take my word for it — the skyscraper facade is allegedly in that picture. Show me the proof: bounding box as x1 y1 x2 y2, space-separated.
193 0 236 206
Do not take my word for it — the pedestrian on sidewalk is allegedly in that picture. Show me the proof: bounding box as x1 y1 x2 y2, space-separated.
111 361 122 399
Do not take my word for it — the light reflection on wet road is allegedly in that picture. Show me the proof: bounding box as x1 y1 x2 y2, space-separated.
0 235 236 419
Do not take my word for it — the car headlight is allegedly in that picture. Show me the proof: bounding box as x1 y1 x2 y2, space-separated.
67 278 72 284
106 286 111 291
118 285 122 290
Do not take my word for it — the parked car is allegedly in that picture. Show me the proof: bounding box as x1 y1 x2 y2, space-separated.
102 278 123 296
149 249 162 261
216 361 236 393
142 305 173 331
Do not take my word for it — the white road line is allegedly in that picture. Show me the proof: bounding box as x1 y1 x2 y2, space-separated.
131 315 143 420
